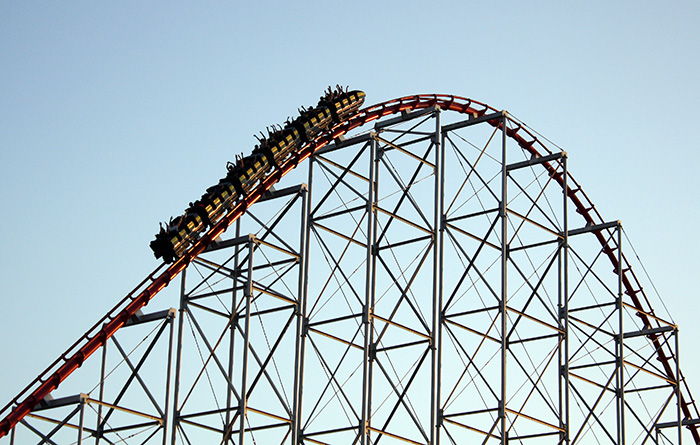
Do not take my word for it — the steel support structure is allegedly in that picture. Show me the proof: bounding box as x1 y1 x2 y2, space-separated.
3 95 699 444
291 107 692 444
303 108 572 443
564 219 685 445
168 185 310 444
6 309 176 444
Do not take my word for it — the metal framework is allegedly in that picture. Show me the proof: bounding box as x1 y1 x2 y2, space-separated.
2 95 699 444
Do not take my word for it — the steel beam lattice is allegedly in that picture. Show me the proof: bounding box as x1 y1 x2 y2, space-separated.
2 95 698 444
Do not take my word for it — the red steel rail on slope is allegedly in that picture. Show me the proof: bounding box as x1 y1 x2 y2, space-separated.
1 94 698 442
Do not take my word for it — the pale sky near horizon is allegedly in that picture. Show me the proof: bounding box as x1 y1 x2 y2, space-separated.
1 1 699 437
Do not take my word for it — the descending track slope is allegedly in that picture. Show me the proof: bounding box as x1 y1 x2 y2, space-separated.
1 94 698 442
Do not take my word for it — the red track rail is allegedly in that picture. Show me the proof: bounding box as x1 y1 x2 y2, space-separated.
1 94 697 442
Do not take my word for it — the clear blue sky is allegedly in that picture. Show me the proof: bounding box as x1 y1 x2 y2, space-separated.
1 0 699 427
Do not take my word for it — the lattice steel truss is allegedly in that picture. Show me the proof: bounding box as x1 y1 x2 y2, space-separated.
6 309 176 444
4 104 699 444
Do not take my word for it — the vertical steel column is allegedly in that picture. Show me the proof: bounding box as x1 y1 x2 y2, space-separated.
292 183 311 445
616 224 626 444
162 309 176 445
96 331 107 445
361 134 378 445
499 113 509 444
78 395 85 444
170 269 187 445
225 219 241 444
238 236 255 445
559 153 570 444
559 152 571 444
675 329 682 445
431 109 444 445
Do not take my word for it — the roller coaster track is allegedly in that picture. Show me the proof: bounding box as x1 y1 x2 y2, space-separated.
1 94 698 443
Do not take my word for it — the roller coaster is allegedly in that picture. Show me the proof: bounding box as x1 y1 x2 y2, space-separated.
1 89 698 444
150 87 365 263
